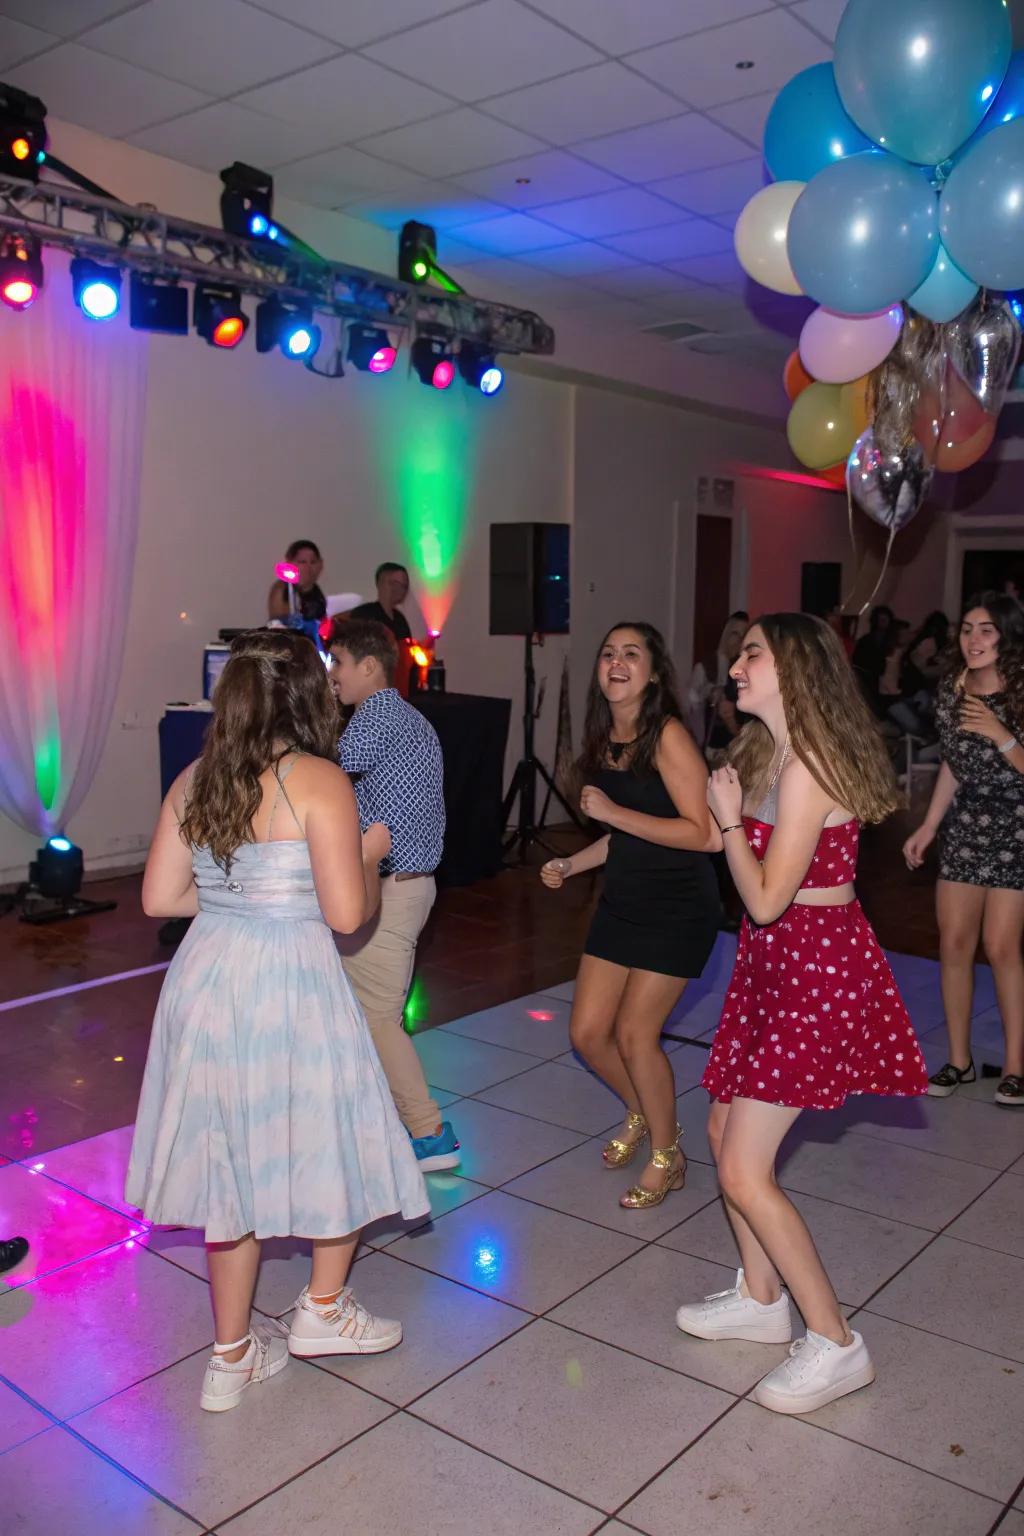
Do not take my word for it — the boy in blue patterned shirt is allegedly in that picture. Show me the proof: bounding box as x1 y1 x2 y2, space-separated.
328 619 460 1172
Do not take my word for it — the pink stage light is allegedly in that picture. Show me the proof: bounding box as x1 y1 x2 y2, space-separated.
275 561 300 584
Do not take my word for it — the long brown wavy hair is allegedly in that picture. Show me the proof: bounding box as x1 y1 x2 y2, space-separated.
729 612 900 824
944 591 1024 734
180 630 339 868
578 621 684 779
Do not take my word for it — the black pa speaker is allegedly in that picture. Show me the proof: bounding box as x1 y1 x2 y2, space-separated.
489 523 569 635
800 561 841 619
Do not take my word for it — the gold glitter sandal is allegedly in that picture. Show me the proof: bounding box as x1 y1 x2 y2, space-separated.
619 1140 686 1210
602 1110 648 1169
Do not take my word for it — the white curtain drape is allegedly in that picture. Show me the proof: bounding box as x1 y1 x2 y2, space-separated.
0 249 147 839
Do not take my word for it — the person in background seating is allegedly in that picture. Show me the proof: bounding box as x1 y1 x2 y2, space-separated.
350 563 413 644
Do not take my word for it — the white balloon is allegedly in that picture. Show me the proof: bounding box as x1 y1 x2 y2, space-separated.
734 181 805 297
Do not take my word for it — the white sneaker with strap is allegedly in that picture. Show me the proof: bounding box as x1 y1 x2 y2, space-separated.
287 1285 403 1357
199 1324 289 1412
751 1329 875 1414
675 1268 794 1343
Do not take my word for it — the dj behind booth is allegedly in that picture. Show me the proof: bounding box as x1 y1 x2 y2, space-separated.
159 563 512 888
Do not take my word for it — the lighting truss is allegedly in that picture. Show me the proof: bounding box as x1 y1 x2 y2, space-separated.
0 171 555 358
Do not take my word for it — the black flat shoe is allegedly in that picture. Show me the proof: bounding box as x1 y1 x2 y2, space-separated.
0 1236 29 1275
994 1074 1024 1107
926 1059 976 1098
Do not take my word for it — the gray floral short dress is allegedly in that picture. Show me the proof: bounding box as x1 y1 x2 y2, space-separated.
935 678 1024 891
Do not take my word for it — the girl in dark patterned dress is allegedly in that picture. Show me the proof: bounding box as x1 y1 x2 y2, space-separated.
675 614 927 1416
904 593 1024 1107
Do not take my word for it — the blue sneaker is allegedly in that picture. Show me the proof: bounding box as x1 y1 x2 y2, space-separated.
410 1122 461 1172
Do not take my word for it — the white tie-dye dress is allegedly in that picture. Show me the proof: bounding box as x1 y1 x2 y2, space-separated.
126 838 430 1242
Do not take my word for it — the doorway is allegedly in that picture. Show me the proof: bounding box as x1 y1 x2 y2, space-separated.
692 513 734 673
961 548 1024 606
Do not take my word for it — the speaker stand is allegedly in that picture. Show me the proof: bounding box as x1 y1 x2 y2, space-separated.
502 634 584 863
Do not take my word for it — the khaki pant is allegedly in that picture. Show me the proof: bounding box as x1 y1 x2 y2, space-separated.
339 875 440 1139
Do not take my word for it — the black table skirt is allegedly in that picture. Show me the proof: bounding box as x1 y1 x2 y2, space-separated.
158 690 511 888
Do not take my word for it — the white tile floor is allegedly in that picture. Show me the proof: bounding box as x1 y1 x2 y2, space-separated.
1 937 1023 1535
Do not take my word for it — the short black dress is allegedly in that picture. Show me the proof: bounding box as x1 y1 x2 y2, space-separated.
584 766 721 977
936 679 1024 890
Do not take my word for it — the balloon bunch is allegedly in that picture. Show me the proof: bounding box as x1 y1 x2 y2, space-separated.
734 0 1023 542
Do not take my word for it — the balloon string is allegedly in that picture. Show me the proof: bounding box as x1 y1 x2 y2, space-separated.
841 471 869 613
856 524 898 618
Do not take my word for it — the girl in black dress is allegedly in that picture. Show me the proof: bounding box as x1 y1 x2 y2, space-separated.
904 593 1024 1107
541 623 720 1208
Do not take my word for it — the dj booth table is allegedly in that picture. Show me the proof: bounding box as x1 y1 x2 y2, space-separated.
159 690 512 888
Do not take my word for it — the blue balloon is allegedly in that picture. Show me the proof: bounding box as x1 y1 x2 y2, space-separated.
834 0 1011 166
788 154 937 315
764 63 875 183
940 118 1024 291
953 51 1024 165
908 243 978 323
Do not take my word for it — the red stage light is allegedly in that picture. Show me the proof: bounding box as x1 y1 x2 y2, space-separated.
1 275 36 309
369 346 397 374
432 358 454 390
11 136 30 162
212 314 246 348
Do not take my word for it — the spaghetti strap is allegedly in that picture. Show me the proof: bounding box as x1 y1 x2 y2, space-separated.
267 754 304 839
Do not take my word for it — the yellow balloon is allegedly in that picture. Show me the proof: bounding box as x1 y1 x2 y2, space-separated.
840 374 872 438
786 382 859 471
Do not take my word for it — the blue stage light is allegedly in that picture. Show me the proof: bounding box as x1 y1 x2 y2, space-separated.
479 364 504 396
71 257 121 321
282 319 320 360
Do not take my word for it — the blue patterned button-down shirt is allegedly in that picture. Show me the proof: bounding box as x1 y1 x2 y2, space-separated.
339 688 445 875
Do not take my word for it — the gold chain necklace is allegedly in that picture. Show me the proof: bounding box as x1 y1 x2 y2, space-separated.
764 738 790 798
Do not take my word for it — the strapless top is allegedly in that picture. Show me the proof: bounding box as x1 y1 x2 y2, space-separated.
742 815 858 890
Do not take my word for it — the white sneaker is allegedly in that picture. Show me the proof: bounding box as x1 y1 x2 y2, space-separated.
287 1285 403 1357
199 1325 289 1412
751 1329 875 1414
675 1269 793 1343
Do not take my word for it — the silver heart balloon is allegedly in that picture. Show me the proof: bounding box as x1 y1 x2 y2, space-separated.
847 428 932 533
947 297 1022 417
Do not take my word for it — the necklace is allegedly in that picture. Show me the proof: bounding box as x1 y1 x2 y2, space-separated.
607 738 636 764
764 738 790 798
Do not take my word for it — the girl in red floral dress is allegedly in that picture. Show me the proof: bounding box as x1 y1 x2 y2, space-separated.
675 613 927 1415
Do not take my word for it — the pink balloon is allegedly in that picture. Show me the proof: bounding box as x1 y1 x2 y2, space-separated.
799 304 904 385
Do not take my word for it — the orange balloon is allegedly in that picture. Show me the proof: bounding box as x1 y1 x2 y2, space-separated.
932 417 997 472
783 349 815 402
914 362 991 462
840 374 871 438
817 461 849 489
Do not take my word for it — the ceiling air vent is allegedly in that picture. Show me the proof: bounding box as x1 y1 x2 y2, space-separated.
640 319 711 342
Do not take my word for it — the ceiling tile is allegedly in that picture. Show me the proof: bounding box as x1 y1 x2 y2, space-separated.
356 107 545 177
242 0 469 49
273 145 427 206
628 11 830 109
364 0 600 101
590 263 708 297
128 100 329 170
342 181 506 230
575 113 752 180
531 186 682 237
0 0 130 34
667 249 750 291
604 218 734 262
788 0 847 43
82 0 335 97
649 155 765 216
236 52 450 141
453 150 621 208
0 17 56 68
523 0 777 55
707 90 774 149
5 43 210 138
519 241 640 276
484 62 681 144
450 210 574 253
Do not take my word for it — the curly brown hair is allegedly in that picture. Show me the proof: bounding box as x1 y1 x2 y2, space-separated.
578 621 684 779
945 591 1024 734
729 612 900 824
180 630 339 868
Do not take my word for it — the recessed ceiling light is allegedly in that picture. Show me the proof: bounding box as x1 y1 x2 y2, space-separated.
515 176 531 185
735 59 755 70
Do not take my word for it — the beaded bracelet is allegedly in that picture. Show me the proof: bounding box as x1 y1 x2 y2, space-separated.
720 823 745 835
998 737 1019 755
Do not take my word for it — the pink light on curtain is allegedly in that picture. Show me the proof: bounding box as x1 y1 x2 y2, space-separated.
0 249 147 839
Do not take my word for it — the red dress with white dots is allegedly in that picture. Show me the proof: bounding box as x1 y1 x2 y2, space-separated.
702 817 928 1110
